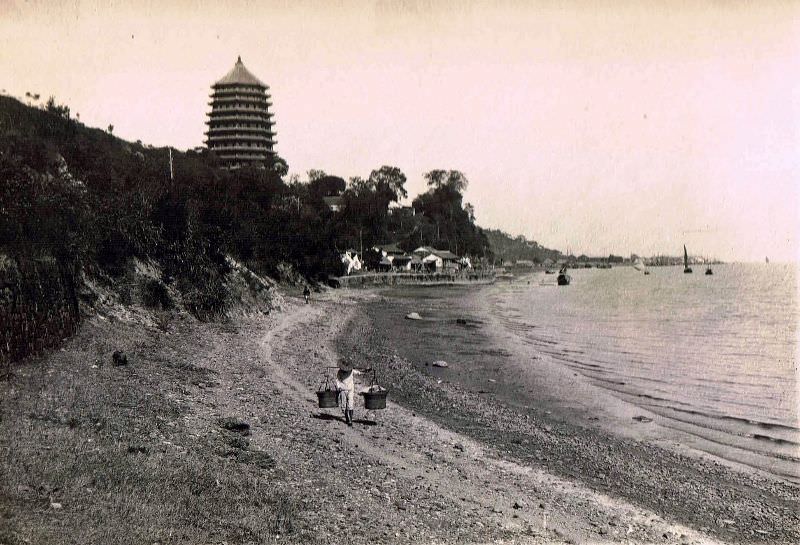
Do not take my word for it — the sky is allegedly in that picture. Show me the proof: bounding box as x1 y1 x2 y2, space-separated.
1 0 798 262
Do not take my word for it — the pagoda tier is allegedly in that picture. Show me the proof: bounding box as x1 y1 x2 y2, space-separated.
205 128 276 137
205 57 277 169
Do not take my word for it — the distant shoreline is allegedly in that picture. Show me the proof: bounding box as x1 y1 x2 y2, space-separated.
334 271 496 288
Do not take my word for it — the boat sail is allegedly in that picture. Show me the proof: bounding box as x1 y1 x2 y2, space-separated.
683 245 693 273
632 257 647 273
557 265 571 286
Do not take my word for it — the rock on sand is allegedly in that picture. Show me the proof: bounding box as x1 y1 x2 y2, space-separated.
432 360 449 368
405 312 422 320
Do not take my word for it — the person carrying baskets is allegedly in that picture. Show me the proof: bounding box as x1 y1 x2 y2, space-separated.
335 359 371 426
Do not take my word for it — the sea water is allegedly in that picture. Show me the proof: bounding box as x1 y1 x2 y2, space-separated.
370 263 799 481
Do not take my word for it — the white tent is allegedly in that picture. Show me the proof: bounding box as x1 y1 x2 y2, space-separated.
341 252 362 275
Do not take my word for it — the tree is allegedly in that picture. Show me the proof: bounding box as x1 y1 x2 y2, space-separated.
45 96 70 119
347 176 371 196
464 202 476 223
368 165 407 204
411 170 488 258
424 169 469 193
309 175 346 198
270 155 289 177
307 169 327 182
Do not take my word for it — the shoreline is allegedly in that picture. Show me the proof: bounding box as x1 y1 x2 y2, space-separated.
335 271 496 288
355 276 800 485
1 287 797 544
333 286 800 543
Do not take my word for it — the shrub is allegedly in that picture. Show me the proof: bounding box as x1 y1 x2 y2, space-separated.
141 278 173 310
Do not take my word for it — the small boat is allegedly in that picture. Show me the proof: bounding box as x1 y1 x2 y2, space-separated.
683 245 692 273
632 257 648 275
544 269 555 275
705 266 713 275
557 266 571 286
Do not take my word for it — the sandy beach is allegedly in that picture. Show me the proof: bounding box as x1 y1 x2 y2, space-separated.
1 287 798 544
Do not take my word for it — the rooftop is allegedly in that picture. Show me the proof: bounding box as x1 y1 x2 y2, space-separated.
214 56 267 88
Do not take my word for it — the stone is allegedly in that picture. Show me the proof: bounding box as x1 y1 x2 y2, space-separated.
226 435 250 450
432 360 448 368
405 312 422 320
218 417 251 436
112 350 128 366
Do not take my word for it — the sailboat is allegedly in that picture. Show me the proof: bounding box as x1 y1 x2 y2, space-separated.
766 256 770 264
632 257 649 275
557 265 571 286
705 258 713 275
683 245 692 273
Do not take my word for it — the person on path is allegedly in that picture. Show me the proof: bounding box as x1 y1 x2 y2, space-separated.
335 359 371 426
303 286 311 304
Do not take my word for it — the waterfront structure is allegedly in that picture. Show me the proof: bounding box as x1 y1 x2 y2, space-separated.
322 196 345 212
205 56 276 169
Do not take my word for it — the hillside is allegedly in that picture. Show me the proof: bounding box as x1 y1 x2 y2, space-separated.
0 95 301 366
484 229 564 265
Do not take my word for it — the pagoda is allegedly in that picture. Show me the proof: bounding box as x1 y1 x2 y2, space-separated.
205 56 276 169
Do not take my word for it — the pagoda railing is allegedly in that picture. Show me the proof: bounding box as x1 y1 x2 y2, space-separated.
206 126 275 134
207 113 274 122
207 134 274 143
209 96 269 105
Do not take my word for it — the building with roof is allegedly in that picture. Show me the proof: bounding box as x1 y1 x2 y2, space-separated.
205 57 277 169
322 195 345 212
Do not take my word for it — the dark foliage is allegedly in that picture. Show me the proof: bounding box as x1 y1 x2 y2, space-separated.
408 171 491 258
0 96 329 319
483 229 564 264
141 278 173 310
